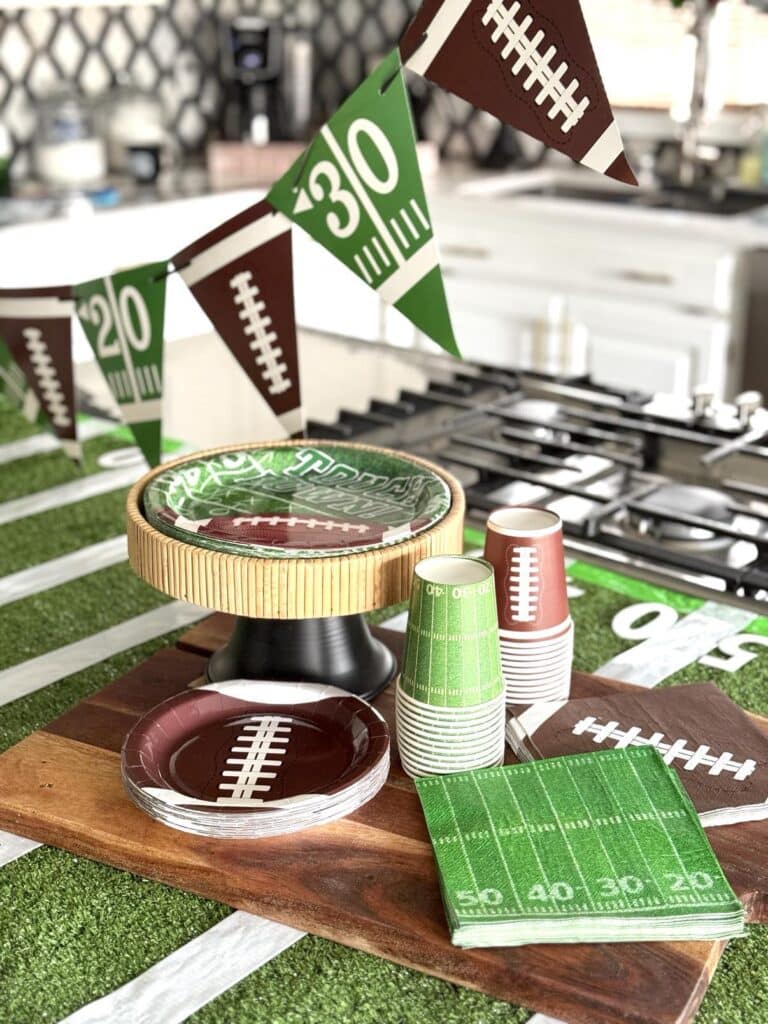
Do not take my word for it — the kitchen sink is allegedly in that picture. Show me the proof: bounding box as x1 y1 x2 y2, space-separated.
458 169 768 216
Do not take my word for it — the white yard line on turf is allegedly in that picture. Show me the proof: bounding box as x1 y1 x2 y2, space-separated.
0 445 194 527
0 536 128 608
58 912 305 1024
0 828 41 867
595 601 755 688
0 601 208 706
0 417 116 467
0 465 141 527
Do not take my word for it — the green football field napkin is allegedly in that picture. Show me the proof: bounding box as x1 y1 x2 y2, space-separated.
415 747 744 948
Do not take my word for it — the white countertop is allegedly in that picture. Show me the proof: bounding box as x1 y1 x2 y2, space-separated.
437 165 768 246
2 163 768 366
4 163 768 286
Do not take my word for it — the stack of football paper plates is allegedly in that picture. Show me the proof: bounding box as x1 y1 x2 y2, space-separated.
122 680 389 838
415 747 744 948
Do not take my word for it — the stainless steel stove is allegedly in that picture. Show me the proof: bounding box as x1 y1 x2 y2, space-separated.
306 352 768 612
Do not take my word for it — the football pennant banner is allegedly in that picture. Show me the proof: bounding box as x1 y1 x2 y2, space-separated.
0 287 79 459
174 199 304 438
399 0 636 185
268 48 459 358
75 264 167 467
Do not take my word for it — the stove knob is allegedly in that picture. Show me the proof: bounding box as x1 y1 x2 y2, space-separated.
691 386 714 419
734 390 763 426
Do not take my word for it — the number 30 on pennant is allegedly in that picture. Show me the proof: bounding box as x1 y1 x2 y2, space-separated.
294 118 400 239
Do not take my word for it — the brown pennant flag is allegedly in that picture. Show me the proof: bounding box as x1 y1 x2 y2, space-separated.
174 199 303 438
399 0 636 185
0 286 80 462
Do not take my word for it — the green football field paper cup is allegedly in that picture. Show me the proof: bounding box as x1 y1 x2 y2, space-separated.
400 555 503 708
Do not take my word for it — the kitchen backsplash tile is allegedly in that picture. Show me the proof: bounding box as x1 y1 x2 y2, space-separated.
0 0 502 177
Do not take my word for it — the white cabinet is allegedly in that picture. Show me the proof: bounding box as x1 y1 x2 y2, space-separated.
390 193 747 399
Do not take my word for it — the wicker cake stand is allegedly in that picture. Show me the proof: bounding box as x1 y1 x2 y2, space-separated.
126 440 465 699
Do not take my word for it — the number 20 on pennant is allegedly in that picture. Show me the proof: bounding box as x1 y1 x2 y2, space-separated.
76 265 166 408
82 282 152 359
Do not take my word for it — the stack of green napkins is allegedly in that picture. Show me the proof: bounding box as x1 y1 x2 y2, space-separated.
415 747 745 948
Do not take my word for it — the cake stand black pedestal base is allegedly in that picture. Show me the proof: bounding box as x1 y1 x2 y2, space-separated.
205 613 397 701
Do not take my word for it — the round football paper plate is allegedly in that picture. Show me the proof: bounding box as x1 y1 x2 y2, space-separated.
142 444 451 559
122 681 390 838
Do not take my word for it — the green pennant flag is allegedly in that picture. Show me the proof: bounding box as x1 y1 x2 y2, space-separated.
74 263 167 467
268 49 458 358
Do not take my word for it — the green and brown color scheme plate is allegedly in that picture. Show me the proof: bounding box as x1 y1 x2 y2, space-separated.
143 444 451 559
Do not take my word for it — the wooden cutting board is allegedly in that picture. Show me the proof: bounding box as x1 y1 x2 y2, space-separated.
0 614 766 1024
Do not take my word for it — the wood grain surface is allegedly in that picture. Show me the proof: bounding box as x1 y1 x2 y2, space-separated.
0 615 766 1024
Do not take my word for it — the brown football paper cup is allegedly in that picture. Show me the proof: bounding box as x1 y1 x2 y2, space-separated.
483 506 570 633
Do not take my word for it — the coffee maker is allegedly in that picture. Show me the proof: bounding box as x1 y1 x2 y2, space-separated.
220 15 313 143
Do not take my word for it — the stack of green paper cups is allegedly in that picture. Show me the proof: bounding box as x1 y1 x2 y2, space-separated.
396 556 506 778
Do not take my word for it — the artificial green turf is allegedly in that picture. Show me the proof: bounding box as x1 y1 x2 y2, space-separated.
0 488 128 577
0 847 230 1023
0 563 169 671
567 577 768 714
695 925 768 1024
190 936 531 1024
0 406 767 1024
0 432 141 503
568 561 702 613
567 579 634 673
0 627 191 756
0 399 40 444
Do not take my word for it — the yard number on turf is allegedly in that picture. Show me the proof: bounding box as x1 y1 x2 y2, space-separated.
611 601 768 673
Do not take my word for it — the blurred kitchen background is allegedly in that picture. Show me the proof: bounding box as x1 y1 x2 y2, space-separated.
1 0 768 419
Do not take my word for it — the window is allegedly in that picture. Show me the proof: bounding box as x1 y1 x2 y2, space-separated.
584 0 768 109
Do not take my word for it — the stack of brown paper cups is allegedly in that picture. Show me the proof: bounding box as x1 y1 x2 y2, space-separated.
483 507 573 706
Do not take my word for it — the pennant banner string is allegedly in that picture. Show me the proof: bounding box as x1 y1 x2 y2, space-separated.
152 261 191 284
380 31 428 95
291 135 319 192
1 14 636 449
